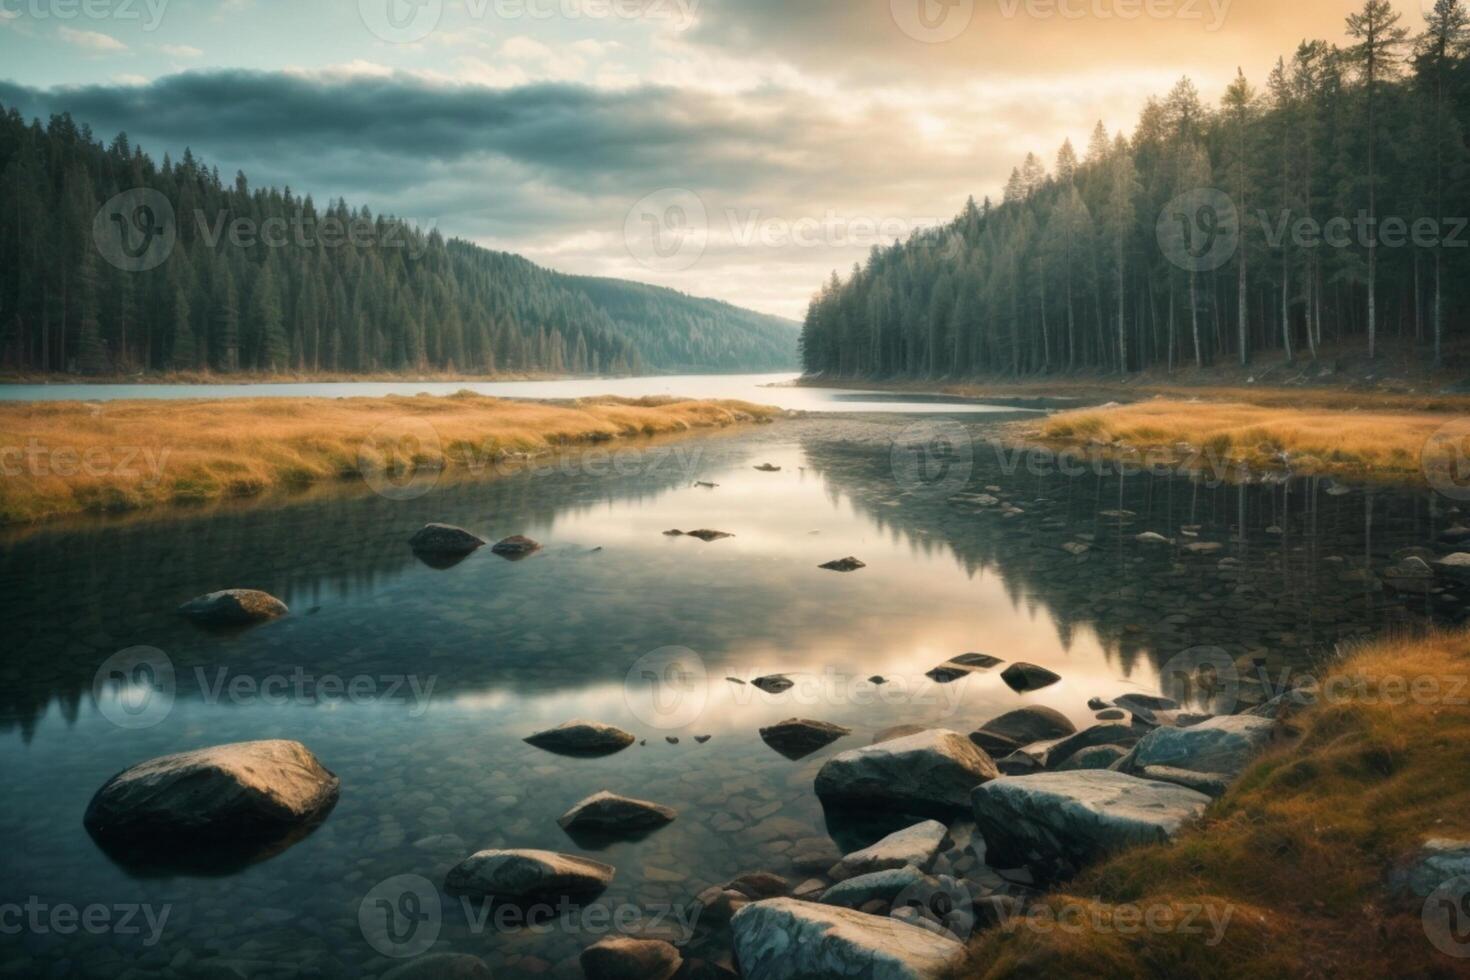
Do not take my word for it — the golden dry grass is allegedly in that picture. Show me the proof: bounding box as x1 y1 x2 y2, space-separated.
1032 400 1460 484
963 630 1470 979
0 393 778 525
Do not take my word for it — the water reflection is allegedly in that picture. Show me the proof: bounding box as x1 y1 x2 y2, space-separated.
0 413 1460 978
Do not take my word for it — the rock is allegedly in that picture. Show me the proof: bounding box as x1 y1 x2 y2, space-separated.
752 675 795 694
1094 709 1128 722
1046 723 1139 768
926 653 1004 683
1184 542 1224 555
1433 553 1470 581
1136 532 1172 545
829 820 947 881
83 740 339 844
177 589 288 628
1137 766 1231 798
1117 715 1275 779
1062 541 1091 556
408 524 486 555
971 771 1210 882
444 849 614 900
382 954 492 980
664 529 686 536
820 866 935 910
491 535 542 559
730 898 965 980
971 706 1077 758
686 529 735 542
695 735 713 744
755 463 782 472
760 719 852 760
815 730 999 816
1383 556 1435 594
694 481 719 489
557 791 676 836
1087 697 1110 711
524 721 636 757
819 557 867 572
1057 744 1129 771
1391 839 1470 899
869 676 888 685
873 725 928 745
727 871 791 900
1000 662 1062 693
580 937 682 980
1111 692 1182 726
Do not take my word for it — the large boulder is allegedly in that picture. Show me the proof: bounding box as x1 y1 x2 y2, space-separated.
1045 722 1139 768
557 791 676 836
177 589 288 628
444 849 614 900
524 720 635 757
820 866 936 910
84 740 339 843
1117 715 1275 779
409 524 486 555
970 705 1077 758
971 771 1210 882
829 820 948 881
815 730 999 816
731 898 965 980
760 719 852 760
580 937 683 980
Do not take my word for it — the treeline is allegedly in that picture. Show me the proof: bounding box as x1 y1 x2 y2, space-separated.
0 103 798 376
802 0 1470 378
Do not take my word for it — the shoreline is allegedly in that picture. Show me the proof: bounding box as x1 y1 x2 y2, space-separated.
801 375 1466 489
0 393 781 528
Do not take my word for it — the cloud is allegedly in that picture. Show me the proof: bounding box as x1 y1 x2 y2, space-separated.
159 44 204 58
57 27 128 53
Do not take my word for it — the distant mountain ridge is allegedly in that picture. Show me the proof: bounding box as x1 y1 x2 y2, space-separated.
0 101 799 377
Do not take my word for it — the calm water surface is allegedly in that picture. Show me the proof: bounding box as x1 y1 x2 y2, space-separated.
0 406 1461 979
0 372 1048 415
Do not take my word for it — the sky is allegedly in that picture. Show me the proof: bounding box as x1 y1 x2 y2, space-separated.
0 0 1434 320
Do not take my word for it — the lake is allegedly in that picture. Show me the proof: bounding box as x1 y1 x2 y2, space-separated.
0 391 1459 979
0 373 1051 415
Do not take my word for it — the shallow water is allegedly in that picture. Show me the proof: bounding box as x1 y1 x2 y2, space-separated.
0 412 1460 979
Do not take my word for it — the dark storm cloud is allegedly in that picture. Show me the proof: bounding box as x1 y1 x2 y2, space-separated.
0 69 786 196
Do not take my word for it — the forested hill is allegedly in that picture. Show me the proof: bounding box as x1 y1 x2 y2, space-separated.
0 102 799 377
802 0 1470 379
565 275 800 373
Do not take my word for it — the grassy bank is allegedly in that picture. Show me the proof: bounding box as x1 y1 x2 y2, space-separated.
964 630 1470 978
0 393 778 525
1028 399 1456 485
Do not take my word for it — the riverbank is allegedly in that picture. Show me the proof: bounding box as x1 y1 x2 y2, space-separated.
1020 399 1457 486
0 393 778 525
0 368 570 386
800 369 1469 487
963 629 1470 978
